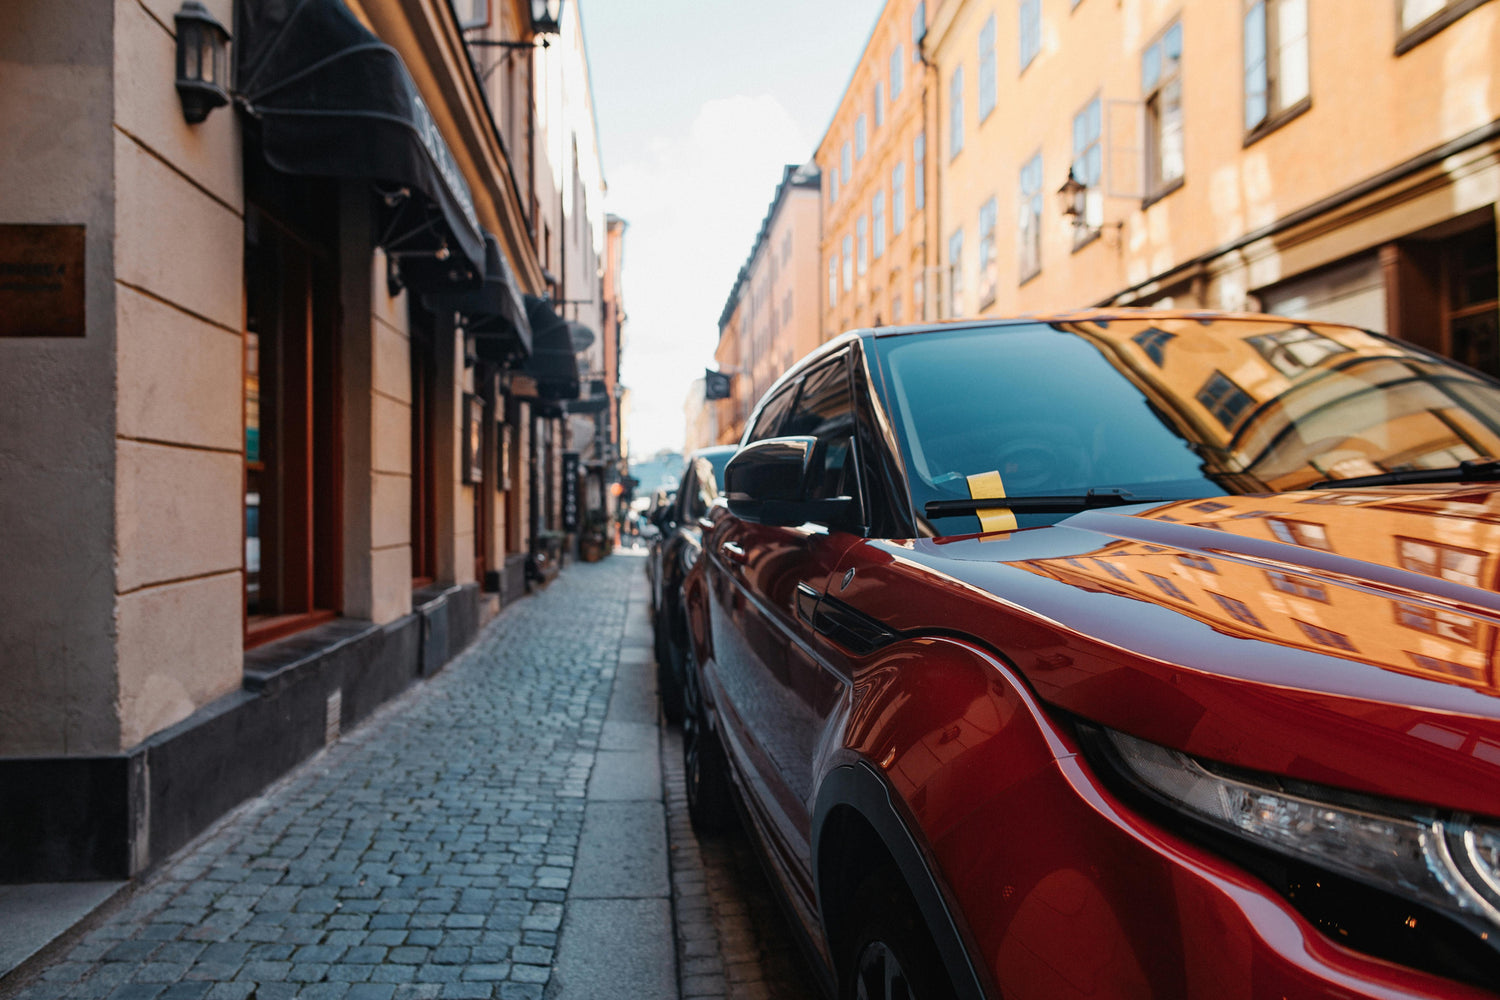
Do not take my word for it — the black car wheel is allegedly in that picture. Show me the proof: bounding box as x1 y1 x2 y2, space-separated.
842 872 951 1000
681 645 735 834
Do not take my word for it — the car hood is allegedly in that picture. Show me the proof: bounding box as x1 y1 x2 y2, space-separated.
845 484 1500 816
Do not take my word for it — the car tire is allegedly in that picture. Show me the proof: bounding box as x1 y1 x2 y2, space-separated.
681 646 735 834
657 631 686 726
841 871 953 1000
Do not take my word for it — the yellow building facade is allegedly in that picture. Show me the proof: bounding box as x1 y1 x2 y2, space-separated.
926 0 1500 375
817 0 934 338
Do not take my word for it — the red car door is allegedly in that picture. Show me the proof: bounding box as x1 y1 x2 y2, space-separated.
706 354 865 913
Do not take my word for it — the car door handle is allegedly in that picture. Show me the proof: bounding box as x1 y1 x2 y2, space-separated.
721 540 748 564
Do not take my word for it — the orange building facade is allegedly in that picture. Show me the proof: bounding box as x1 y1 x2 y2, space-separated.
925 0 1499 376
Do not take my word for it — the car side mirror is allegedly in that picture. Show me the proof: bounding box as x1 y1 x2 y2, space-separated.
724 436 858 530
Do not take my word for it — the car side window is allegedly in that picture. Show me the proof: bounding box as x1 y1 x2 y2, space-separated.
674 464 699 522
746 384 798 444
782 355 860 502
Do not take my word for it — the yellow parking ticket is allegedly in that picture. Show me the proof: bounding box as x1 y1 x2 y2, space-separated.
966 471 1018 533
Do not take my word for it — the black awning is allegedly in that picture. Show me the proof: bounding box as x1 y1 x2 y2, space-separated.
565 395 610 415
427 234 531 365
521 295 582 400
236 0 485 281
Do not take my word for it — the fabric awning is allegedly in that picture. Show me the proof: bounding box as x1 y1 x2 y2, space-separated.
236 0 485 283
521 296 582 401
427 234 532 365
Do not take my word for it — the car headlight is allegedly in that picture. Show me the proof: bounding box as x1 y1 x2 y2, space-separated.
1100 728 1500 950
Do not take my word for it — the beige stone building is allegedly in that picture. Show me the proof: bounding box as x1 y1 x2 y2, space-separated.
816 0 934 337
925 0 1498 375
0 0 619 881
712 163 823 443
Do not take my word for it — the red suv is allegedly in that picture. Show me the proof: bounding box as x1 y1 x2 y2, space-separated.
680 313 1500 1000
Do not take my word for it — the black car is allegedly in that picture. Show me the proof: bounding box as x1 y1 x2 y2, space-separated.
649 445 736 723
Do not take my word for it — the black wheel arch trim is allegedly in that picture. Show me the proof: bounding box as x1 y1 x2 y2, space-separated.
812 760 991 1000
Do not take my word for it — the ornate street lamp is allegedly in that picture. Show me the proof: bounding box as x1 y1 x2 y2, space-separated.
174 1 231 124
530 0 564 34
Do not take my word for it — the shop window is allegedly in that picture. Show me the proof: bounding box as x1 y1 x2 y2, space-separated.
1396 0 1493 53
1142 20 1185 200
1384 219 1499 376
242 171 342 646
1244 0 1310 140
410 305 438 586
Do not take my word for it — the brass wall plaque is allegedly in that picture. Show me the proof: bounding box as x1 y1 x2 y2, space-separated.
0 225 86 338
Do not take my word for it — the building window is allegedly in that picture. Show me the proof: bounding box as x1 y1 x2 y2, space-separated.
843 234 854 291
856 114 867 159
949 64 965 159
1018 152 1043 282
1395 602 1478 644
1266 517 1330 550
977 197 998 307
1398 0 1493 52
829 165 839 204
872 192 886 260
1019 0 1041 70
1178 553 1217 572
1407 651 1485 684
1142 20 1185 197
1093 558 1131 582
841 142 852 184
1132 326 1174 365
1245 0 1309 137
978 13 997 121
912 1 926 58
947 228 964 317
874 82 885 127
1071 95 1103 237
892 162 906 235
913 133 926 209
1295 619 1356 653
1266 570 1328 600
1246 326 1348 376
1211 592 1265 628
892 294 903 324
1144 572 1190 602
857 215 868 275
829 255 838 307
891 46 904 98
1196 370 1253 429
1397 538 1484 586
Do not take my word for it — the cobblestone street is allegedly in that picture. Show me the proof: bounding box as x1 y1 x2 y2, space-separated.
0 554 817 1000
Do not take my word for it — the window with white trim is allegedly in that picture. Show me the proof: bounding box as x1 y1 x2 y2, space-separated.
1143 20 1185 195
1018 153 1043 281
978 197 998 306
1244 0 1309 136
1019 0 1041 70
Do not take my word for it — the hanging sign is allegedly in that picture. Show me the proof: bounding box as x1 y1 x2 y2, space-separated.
562 451 581 532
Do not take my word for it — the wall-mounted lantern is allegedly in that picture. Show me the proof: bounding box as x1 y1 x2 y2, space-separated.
174 1 231 124
530 0 564 34
1056 169 1087 225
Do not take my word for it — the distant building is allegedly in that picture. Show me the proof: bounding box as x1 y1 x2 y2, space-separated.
711 164 823 443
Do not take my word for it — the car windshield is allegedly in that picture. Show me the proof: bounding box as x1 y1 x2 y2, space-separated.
873 318 1500 536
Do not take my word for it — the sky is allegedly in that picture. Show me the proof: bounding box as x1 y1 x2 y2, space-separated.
581 0 884 459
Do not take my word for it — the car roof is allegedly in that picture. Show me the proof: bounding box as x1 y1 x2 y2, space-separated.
852 308 1367 340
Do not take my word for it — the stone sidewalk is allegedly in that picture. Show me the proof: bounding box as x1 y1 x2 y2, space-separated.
0 552 818 1000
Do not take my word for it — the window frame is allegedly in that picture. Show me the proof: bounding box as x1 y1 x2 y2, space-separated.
1018 152 1044 284
978 13 998 121
947 227 964 317
872 191 886 260
891 162 906 236
977 196 998 308
1019 0 1042 71
1142 18 1186 205
891 45 904 99
913 133 926 210
1395 0 1493 54
1243 0 1312 146
1070 94 1104 247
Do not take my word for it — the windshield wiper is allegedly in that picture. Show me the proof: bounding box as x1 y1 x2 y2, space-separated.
1307 457 1500 490
924 488 1178 517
